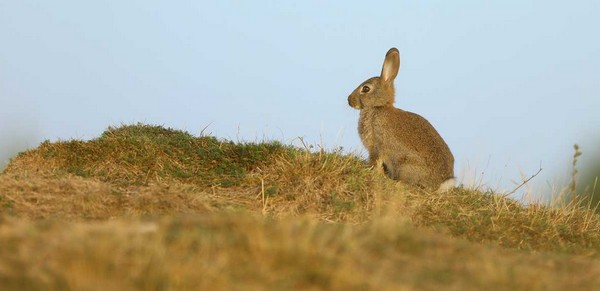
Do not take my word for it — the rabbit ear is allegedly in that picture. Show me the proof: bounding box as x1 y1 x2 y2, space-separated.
380 48 400 83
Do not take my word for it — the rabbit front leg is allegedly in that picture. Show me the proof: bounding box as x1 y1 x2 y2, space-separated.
367 150 386 175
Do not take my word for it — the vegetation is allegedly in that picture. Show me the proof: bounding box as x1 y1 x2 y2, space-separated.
2 123 600 290
575 143 600 211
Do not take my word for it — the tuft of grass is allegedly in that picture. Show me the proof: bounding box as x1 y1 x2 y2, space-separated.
248 147 378 223
411 187 600 254
570 144 583 200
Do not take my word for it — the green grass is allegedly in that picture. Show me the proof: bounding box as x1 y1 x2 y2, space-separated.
2 123 600 290
13 123 293 187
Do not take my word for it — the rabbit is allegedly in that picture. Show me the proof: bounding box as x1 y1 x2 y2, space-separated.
347 47 455 192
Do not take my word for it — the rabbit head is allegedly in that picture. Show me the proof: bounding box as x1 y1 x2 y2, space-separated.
348 48 400 109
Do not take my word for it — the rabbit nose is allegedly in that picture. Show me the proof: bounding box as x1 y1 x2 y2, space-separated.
348 95 361 109
348 95 355 107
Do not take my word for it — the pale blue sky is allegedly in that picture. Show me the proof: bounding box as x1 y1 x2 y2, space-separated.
1 1 599 199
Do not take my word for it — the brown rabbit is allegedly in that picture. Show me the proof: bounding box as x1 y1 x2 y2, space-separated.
347 48 455 192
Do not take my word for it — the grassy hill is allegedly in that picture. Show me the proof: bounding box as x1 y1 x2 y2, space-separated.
2 124 600 290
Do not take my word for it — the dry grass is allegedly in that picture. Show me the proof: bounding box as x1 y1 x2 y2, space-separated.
2 123 600 290
2 214 600 290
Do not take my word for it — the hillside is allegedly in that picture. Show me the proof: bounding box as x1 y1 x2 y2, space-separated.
1 124 600 290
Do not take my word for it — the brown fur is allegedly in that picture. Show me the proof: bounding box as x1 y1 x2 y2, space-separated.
348 48 454 190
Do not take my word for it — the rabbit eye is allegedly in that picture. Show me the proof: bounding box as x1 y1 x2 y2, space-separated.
361 86 371 93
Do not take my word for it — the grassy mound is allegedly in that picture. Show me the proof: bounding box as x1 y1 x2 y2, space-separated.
6 124 291 187
2 123 600 289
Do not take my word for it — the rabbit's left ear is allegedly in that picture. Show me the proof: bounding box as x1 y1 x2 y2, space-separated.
381 48 400 83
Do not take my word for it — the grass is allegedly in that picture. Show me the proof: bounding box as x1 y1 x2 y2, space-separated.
2 123 600 290
10 124 291 187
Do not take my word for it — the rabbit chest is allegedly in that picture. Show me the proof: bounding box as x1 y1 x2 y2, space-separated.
358 109 386 153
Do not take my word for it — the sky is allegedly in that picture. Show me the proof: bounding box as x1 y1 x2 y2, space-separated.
1 1 599 201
